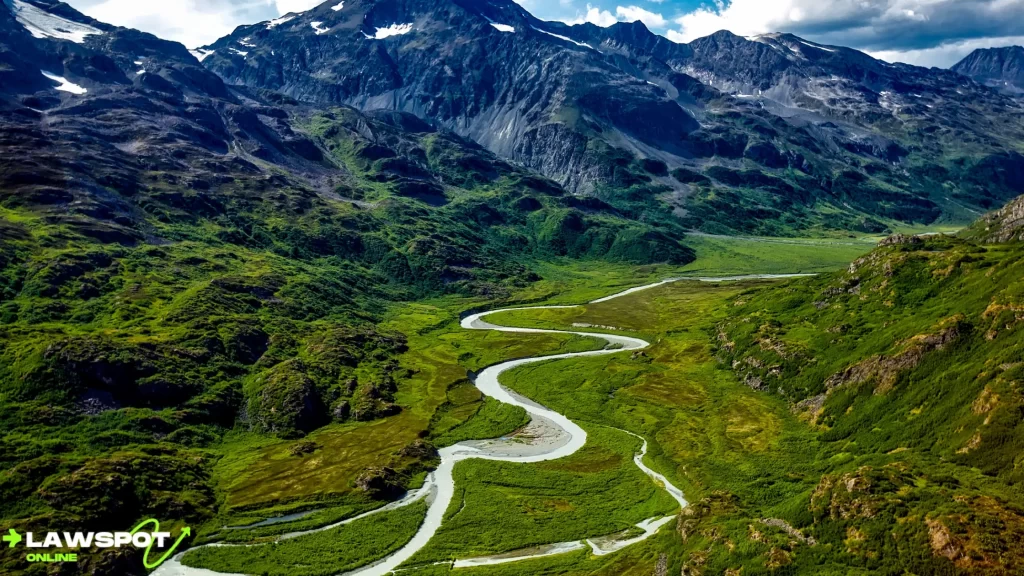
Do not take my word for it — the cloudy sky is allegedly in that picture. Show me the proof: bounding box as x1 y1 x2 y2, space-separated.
64 0 1024 67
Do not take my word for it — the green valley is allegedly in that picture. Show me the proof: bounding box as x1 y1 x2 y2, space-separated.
2 0 1024 574
0 186 875 575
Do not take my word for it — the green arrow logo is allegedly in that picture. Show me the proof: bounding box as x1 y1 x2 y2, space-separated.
130 520 191 569
2 529 22 548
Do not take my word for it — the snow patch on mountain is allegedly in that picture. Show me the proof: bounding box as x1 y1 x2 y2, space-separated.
267 15 294 29
40 71 87 94
331 2 345 11
310 21 330 35
366 23 414 40
532 27 593 50
490 23 514 33
10 0 102 43
190 48 214 62
799 40 835 53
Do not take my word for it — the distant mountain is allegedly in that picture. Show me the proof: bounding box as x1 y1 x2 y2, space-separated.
3 0 1024 238
953 46 1024 95
194 0 1024 234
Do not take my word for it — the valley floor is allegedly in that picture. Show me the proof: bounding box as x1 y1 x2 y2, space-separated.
178 237 883 575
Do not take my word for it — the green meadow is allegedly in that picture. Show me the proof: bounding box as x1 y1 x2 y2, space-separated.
9 212 947 575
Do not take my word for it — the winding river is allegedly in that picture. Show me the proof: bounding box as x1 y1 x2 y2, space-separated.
155 275 806 576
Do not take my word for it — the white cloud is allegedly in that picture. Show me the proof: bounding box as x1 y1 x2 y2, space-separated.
65 0 322 48
868 35 1024 67
565 4 618 27
67 0 278 48
563 3 668 29
667 0 1024 66
670 0 1024 47
60 0 1024 68
671 0 876 43
274 0 322 15
615 6 667 29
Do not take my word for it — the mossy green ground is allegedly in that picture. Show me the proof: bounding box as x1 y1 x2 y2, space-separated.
16 220 1004 574
182 501 429 576
186 277 789 575
386 231 1024 575
164 235 866 574
411 426 678 563
418 279 825 575
205 309 607 513
0 214 891 575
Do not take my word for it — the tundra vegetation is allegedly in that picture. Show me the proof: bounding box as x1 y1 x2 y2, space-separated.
6 180 1024 575
184 200 1024 575
444 200 1024 575
0 179 869 575
2 0 1024 573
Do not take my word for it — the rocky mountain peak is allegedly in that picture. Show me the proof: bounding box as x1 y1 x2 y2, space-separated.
3 0 1024 237
953 45 1024 95
185 0 1024 226
966 193 1024 243
193 0 705 193
550 18 693 63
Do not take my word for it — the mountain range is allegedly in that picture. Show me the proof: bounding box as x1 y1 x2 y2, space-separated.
2 0 1024 239
193 0 1024 232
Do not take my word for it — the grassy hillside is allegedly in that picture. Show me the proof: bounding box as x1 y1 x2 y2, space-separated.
712 209 1024 573
391 201 1024 575
0 101 702 574
0 95 981 574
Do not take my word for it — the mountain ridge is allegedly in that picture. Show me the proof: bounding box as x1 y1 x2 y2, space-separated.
193 0 1024 234
7 0 1023 236
0 0 696 265
953 45 1024 95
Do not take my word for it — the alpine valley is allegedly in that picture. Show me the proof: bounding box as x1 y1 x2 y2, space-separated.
0 0 1023 575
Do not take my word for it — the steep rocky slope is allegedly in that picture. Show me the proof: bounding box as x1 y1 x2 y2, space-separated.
0 0 691 266
199 0 700 195
964 194 1024 242
953 46 1024 95
197 0 1024 233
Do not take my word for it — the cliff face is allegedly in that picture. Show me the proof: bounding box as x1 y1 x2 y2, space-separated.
190 0 1024 232
195 0 701 194
966 194 1024 243
953 46 1024 95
